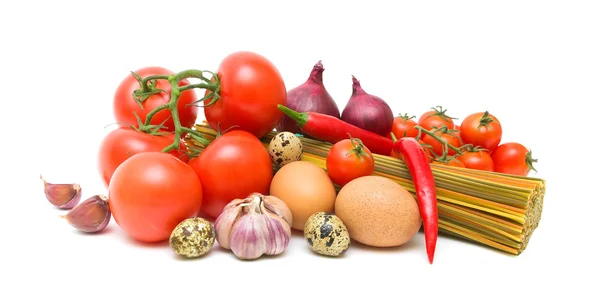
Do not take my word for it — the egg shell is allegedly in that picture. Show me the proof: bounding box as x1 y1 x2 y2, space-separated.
304 212 350 257
269 161 337 231
268 132 303 167
169 217 215 258
335 176 422 247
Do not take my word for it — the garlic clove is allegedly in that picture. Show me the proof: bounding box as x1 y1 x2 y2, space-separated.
41 175 82 209
214 202 243 249
229 214 269 260
223 197 249 211
261 196 293 227
264 216 291 256
62 195 111 233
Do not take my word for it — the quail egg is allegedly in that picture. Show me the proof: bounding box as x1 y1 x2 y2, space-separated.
304 212 350 257
169 217 215 258
268 132 303 168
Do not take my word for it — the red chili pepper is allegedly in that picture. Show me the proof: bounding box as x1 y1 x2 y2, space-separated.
392 134 438 264
278 105 394 155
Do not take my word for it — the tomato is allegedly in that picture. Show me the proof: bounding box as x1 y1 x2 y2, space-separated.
491 142 537 176
108 152 203 243
460 111 503 152
113 67 198 131
457 150 494 171
188 130 273 219
422 130 462 156
389 114 419 138
418 106 456 131
326 138 375 186
97 128 189 187
433 157 465 168
203 51 287 138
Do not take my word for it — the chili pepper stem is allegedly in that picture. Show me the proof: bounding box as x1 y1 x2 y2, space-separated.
278 104 308 127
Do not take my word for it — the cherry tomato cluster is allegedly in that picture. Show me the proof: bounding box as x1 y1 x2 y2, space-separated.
388 106 537 177
97 51 286 243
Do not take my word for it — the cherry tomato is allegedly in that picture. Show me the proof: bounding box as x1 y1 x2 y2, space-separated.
433 157 465 168
113 67 198 131
418 106 456 131
97 127 189 187
108 152 203 243
460 111 503 152
457 150 494 171
204 51 287 138
422 130 462 156
491 142 537 176
389 114 419 138
326 138 375 186
188 130 273 219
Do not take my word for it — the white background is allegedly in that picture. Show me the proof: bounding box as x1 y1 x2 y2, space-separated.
1 0 599 299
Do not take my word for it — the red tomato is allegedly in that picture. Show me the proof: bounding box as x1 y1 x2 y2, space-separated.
97 128 189 187
108 152 203 243
491 142 537 176
422 131 462 156
418 106 456 131
188 130 273 219
203 51 287 138
113 67 198 131
433 157 465 168
389 114 419 138
457 150 494 171
460 111 503 151
326 138 375 186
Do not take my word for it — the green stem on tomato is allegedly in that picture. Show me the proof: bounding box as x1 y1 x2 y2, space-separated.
346 134 372 163
143 103 170 127
159 76 185 153
179 83 218 92
415 125 464 155
134 69 221 154
139 74 170 92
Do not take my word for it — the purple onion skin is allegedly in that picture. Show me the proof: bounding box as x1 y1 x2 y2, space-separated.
276 61 340 136
341 76 394 136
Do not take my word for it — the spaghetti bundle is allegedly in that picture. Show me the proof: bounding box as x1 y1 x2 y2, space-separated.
189 124 545 255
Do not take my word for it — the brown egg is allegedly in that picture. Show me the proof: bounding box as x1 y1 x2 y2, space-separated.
269 161 337 231
335 175 422 247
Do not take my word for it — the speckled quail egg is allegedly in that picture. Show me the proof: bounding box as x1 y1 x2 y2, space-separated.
169 217 215 258
268 132 303 168
304 212 350 257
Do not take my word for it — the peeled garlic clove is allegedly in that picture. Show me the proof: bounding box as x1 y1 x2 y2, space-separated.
214 203 243 249
41 175 82 209
62 195 111 233
264 216 291 256
229 214 269 260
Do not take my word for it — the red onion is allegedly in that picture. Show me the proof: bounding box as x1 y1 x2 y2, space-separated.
341 76 394 136
276 61 340 135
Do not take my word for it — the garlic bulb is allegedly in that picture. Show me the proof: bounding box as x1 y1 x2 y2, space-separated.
214 193 293 260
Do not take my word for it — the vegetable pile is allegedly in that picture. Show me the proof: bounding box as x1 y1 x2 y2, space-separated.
40 53 545 264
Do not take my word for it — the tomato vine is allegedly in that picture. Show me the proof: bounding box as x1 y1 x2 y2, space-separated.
131 69 222 153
